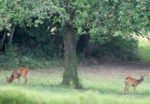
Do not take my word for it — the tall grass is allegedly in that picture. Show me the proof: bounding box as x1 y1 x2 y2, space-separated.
1 86 150 104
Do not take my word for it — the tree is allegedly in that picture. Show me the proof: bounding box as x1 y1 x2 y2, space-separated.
0 0 57 51
55 0 88 88
88 0 150 42
52 0 149 88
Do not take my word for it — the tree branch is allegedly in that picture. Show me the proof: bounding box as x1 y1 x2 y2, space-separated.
134 30 150 40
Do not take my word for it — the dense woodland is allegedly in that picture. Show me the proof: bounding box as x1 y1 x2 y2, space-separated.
0 0 149 88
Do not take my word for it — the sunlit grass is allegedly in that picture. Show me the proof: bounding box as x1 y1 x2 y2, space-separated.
1 86 150 104
138 37 150 62
0 70 150 104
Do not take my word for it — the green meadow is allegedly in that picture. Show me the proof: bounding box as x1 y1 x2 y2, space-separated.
0 68 150 104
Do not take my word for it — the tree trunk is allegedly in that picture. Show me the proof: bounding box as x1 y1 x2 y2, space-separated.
62 24 81 89
8 25 15 46
0 32 6 52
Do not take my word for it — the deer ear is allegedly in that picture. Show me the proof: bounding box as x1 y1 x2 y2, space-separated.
140 73 144 76
140 73 145 78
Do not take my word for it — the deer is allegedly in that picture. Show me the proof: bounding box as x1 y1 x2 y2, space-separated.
6 67 29 84
124 74 145 92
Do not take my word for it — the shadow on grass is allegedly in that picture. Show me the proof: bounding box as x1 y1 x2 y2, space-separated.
82 87 150 97
6 82 150 97
29 83 150 97
28 83 150 97
24 83 78 93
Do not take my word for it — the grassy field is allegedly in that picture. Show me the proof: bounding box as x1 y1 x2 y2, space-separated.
0 65 150 104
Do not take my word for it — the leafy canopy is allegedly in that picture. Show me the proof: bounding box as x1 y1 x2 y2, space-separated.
0 0 149 41
0 0 59 31
51 0 150 43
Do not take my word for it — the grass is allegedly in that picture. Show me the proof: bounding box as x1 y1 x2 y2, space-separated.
0 69 150 104
138 37 150 62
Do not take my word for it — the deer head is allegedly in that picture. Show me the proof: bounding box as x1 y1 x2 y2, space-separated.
6 76 13 83
139 74 145 83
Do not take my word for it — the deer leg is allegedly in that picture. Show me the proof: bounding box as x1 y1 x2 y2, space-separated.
133 87 136 92
18 76 20 83
24 76 28 84
13 75 18 81
126 85 129 92
124 84 127 92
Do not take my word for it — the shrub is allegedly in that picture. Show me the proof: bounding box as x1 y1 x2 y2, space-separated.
0 45 62 69
101 36 138 61
0 45 20 69
81 36 139 61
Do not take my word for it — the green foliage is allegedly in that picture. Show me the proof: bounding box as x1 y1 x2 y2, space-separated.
19 56 62 69
88 0 149 43
138 38 150 62
98 36 138 61
50 0 149 44
0 45 62 69
0 0 149 68
0 0 58 31
14 24 62 58
0 45 19 68
77 35 138 61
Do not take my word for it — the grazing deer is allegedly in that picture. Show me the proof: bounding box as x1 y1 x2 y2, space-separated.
124 74 145 92
6 67 29 84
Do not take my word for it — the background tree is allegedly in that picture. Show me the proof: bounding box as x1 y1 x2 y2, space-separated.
88 0 149 42
54 0 89 88
0 0 58 51
53 0 150 88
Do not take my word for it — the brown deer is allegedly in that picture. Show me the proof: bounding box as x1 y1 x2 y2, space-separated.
124 74 145 92
6 67 29 84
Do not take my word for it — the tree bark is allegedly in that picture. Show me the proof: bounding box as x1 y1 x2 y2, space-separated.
0 32 6 52
8 25 16 46
62 24 81 89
